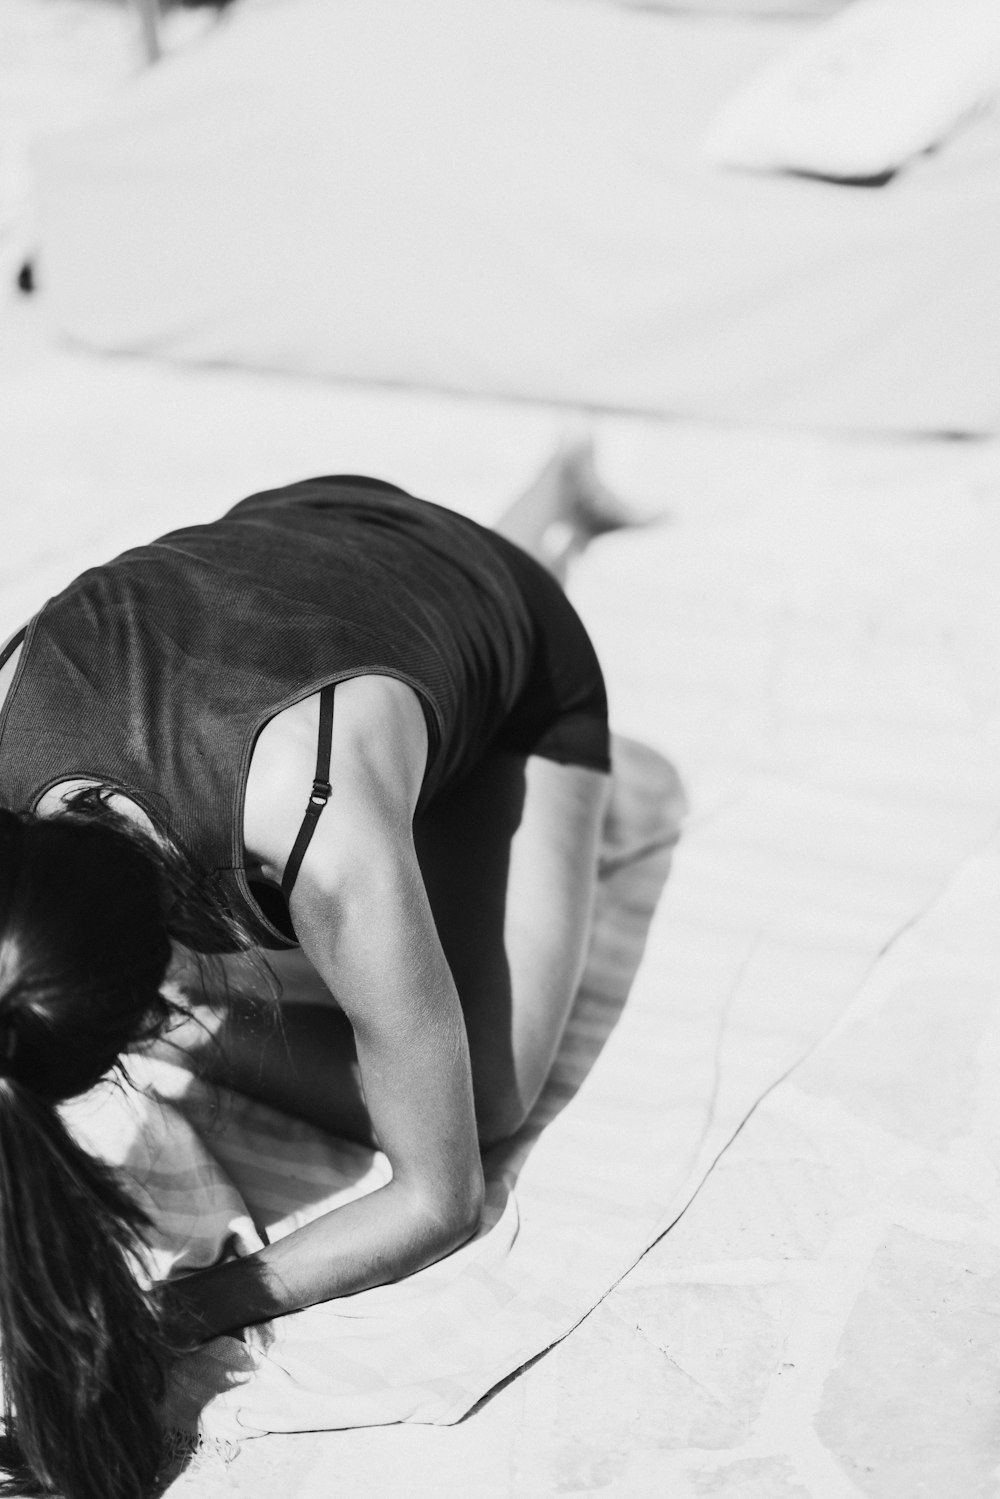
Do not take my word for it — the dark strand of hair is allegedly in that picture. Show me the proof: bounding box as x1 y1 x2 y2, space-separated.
0 802 270 1498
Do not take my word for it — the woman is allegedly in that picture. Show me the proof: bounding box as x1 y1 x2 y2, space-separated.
0 443 625 1499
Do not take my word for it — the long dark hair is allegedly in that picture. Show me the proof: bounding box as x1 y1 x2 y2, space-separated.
0 797 252 1499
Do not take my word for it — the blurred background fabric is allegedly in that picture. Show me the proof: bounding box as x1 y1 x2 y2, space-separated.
28 0 1000 433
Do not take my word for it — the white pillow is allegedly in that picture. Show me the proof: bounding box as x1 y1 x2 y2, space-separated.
704 0 1000 180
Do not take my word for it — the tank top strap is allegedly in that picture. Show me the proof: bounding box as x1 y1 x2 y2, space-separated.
0 627 26 671
280 683 336 903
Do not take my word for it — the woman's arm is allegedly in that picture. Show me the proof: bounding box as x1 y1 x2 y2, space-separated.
162 679 484 1344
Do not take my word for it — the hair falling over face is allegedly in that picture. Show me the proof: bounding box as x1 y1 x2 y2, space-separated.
0 799 252 1499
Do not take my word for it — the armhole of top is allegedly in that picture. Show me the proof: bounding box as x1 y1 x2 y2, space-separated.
0 626 27 672
280 682 337 903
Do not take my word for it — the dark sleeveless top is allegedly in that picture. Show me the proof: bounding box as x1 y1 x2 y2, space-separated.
0 478 541 949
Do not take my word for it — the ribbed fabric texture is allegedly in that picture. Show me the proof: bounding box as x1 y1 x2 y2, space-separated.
0 478 542 947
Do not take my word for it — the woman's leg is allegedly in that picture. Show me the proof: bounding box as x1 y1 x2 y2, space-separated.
157 949 375 1145
414 750 610 1145
206 996 374 1145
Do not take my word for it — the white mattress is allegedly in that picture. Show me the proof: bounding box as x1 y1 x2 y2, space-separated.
31 0 1000 433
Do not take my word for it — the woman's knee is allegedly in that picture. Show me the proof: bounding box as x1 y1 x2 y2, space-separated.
475 1086 532 1148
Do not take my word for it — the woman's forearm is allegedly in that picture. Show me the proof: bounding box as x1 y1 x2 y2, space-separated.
163 1173 482 1345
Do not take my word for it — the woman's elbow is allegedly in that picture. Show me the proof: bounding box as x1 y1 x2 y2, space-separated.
416 1168 485 1254
448 1170 486 1246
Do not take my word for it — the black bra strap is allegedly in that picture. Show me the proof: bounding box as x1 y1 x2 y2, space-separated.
281 684 336 903
0 627 27 672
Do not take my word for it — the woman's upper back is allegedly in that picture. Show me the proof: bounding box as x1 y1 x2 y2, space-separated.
0 477 534 946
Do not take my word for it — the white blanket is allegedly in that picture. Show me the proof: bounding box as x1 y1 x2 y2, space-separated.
1 293 998 1484
60 479 1000 1450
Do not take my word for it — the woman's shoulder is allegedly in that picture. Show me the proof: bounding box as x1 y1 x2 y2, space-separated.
243 676 429 889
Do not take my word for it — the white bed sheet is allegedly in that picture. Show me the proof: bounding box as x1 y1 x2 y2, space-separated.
2 302 999 1489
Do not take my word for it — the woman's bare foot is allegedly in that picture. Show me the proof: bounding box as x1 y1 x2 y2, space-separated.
495 436 665 582
552 436 652 538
